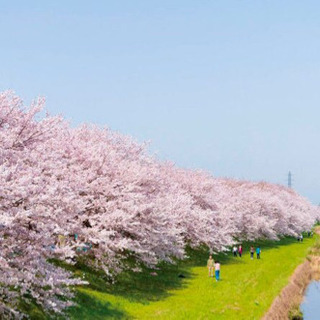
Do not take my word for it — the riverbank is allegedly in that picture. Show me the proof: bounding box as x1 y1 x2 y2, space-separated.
262 228 320 320
63 235 317 320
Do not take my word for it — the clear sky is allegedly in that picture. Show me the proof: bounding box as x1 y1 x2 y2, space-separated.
1 1 319 203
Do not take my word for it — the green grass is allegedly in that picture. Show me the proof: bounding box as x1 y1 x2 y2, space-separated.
65 235 317 320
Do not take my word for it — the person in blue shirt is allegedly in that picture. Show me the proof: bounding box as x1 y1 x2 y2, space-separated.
256 246 261 259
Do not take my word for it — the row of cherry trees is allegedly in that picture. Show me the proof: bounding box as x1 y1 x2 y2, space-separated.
0 91 318 317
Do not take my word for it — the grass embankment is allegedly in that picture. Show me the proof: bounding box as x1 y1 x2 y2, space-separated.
263 228 320 320
62 235 317 320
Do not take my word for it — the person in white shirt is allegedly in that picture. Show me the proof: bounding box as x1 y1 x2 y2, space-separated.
207 255 215 277
232 246 238 257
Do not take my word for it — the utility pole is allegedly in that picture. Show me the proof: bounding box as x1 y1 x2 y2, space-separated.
288 171 292 188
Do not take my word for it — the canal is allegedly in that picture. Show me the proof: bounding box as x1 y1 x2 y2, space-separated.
301 281 320 319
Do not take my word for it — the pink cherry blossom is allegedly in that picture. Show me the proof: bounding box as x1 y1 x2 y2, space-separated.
0 91 317 317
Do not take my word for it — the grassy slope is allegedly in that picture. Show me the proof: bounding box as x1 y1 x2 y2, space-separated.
66 235 316 320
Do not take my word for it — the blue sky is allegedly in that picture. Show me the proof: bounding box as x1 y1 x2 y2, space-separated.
1 1 319 203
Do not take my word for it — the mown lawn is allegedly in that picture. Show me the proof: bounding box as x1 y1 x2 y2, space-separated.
65 235 317 320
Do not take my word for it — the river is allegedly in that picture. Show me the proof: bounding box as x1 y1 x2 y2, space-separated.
300 281 320 319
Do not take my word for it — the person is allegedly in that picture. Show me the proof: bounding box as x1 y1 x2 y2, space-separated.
238 245 243 258
300 234 303 242
207 255 215 277
232 245 238 257
256 246 261 259
214 260 221 281
250 246 254 259
57 234 66 247
83 242 92 252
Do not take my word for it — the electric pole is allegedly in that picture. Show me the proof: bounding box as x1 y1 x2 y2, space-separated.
288 171 292 188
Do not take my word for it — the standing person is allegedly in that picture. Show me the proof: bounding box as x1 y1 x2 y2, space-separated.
232 245 238 257
256 246 261 259
58 234 66 247
214 260 221 281
238 245 243 258
250 246 254 259
207 255 215 277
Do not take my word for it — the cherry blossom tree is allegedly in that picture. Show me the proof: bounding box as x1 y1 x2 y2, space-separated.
0 91 318 317
0 92 85 317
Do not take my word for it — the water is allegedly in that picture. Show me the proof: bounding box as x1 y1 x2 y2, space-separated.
301 281 320 320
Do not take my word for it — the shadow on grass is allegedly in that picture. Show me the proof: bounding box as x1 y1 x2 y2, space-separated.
16 233 315 320
19 298 47 320
92 236 303 301
67 291 129 320
19 284 130 320
62 257 194 304
59 235 314 318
